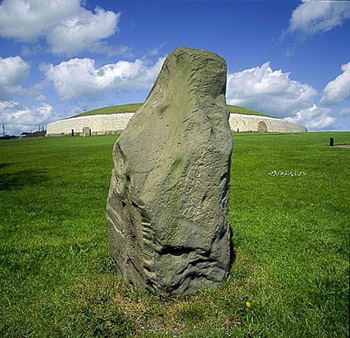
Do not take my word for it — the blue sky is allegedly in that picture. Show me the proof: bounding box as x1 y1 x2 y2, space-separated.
0 0 349 135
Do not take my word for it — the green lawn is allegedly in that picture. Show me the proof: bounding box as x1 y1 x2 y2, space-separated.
71 103 272 118
0 132 349 337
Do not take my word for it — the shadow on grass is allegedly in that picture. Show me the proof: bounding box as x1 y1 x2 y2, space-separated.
0 170 47 191
0 163 12 169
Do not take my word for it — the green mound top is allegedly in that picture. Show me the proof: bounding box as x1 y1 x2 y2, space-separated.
71 103 142 118
227 105 272 118
71 103 273 118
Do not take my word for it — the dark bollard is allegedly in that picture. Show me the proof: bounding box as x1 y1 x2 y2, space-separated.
330 137 334 147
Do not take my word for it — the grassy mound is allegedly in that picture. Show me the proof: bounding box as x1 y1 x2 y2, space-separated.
71 103 143 118
1 132 349 337
227 104 272 117
71 103 273 118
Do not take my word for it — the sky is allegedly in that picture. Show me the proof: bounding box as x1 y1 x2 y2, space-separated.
0 0 349 135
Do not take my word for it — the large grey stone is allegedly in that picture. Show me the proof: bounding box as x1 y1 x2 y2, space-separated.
258 121 267 132
106 47 233 296
82 127 91 137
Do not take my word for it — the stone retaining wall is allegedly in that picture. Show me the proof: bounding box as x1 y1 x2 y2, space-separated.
46 112 307 136
229 114 307 133
46 113 134 137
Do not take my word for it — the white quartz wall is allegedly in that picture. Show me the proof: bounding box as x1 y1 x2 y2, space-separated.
228 114 307 133
46 112 306 136
46 113 134 136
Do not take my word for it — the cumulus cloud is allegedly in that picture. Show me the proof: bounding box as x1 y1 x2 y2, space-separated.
226 62 317 117
320 61 350 105
285 104 336 130
0 100 58 135
43 57 165 100
0 56 30 100
226 62 343 130
0 0 80 42
289 0 350 35
47 6 120 55
0 0 120 55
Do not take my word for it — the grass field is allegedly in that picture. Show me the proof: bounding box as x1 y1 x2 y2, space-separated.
0 132 349 337
71 103 272 118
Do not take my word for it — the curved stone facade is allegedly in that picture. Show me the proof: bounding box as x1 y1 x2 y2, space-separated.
46 113 134 136
46 112 307 136
229 114 307 133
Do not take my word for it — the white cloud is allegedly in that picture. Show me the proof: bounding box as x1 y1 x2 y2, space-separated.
35 94 47 101
285 104 336 130
0 100 58 135
69 106 85 116
226 62 317 117
0 0 80 42
147 41 168 56
320 61 350 105
0 56 30 100
226 62 344 130
43 57 165 100
0 0 120 55
47 6 120 56
339 107 350 116
289 0 350 35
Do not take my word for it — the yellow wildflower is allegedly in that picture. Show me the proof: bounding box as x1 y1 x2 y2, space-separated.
245 301 251 308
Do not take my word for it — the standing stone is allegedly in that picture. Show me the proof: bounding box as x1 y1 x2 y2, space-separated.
82 127 91 137
258 121 267 133
106 47 233 296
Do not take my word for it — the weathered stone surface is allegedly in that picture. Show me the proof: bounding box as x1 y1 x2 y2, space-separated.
82 127 91 137
106 47 233 296
258 121 267 132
